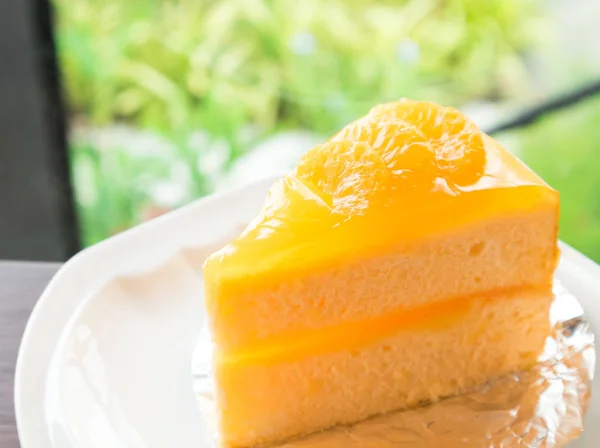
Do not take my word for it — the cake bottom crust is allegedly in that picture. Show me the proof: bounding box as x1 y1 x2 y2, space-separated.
215 291 553 448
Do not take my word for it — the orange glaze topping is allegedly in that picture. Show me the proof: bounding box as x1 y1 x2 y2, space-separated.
204 99 557 284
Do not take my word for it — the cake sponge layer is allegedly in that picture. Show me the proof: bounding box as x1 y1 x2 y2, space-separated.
215 291 553 448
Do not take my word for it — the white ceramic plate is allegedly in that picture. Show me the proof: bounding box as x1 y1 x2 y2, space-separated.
14 176 600 448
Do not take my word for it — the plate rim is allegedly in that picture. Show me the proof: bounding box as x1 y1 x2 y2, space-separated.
13 175 280 448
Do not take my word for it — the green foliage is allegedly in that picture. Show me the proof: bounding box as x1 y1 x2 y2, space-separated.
517 97 600 262
55 0 542 127
71 137 173 245
53 0 544 245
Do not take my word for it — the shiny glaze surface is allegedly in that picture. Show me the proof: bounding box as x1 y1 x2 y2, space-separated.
204 100 558 282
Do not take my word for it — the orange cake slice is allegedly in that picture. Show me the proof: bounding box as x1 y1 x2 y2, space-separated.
203 99 559 448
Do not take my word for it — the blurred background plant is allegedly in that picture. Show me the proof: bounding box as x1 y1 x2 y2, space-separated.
53 0 600 262
510 96 600 263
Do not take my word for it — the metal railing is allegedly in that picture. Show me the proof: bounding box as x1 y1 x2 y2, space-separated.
486 79 600 136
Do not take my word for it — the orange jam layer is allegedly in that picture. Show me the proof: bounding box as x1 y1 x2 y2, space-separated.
216 286 551 366
204 100 558 286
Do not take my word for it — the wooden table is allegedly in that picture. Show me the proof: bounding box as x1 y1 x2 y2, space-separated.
0 261 59 447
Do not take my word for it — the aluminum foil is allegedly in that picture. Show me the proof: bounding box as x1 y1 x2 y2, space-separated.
192 282 595 448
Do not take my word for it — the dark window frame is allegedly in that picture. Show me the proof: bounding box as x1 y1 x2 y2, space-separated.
0 0 79 261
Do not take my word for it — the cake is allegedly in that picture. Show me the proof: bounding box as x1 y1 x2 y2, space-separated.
202 99 559 447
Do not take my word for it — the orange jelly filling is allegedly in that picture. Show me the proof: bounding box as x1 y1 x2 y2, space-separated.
218 293 473 366
217 286 548 366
